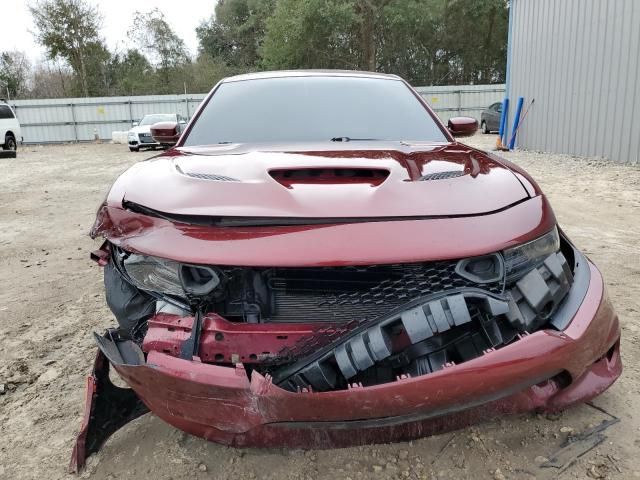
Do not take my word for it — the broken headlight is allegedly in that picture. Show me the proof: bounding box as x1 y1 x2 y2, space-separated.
121 251 222 301
503 227 560 282
123 254 184 296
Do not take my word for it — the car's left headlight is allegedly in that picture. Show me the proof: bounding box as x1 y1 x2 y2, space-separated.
503 227 560 282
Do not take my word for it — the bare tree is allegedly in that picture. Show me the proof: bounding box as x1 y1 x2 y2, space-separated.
0 51 32 99
29 60 73 98
128 8 189 84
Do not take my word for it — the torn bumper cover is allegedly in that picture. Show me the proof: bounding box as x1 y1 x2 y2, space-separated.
70 256 621 472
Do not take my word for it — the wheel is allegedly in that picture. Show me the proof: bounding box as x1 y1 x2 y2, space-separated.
481 121 490 134
3 134 16 151
129 146 140 152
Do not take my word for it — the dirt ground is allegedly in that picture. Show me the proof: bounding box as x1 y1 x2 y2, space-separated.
0 135 638 480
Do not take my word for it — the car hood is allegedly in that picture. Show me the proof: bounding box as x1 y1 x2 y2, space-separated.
112 142 530 220
128 125 152 135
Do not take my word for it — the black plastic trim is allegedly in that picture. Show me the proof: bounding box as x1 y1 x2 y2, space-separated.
455 253 505 284
272 288 510 389
549 246 591 331
122 199 530 228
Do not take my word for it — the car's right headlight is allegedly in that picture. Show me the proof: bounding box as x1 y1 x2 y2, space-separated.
120 250 223 301
123 253 184 296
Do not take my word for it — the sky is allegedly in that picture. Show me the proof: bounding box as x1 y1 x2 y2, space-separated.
0 0 217 62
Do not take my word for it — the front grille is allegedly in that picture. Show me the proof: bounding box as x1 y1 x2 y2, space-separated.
138 133 155 144
260 261 504 324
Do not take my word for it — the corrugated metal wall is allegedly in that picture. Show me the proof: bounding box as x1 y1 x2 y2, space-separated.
10 85 504 144
507 0 640 164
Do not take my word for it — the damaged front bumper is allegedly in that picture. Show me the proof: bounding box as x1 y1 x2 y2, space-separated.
69 258 621 472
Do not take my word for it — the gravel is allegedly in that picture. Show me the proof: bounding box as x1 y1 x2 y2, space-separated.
0 137 638 479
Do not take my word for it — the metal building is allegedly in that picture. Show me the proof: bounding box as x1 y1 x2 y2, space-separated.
506 0 640 164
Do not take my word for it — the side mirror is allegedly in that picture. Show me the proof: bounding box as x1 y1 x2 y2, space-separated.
132 121 139 127
447 117 478 137
150 121 180 146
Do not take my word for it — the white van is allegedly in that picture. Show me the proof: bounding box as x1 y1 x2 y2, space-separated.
0 102 22 153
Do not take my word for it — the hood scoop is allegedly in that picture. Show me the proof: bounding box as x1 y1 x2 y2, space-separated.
419 170 465 181
269 167 389 188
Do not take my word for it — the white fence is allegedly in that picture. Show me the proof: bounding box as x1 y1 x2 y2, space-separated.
10 84 504 144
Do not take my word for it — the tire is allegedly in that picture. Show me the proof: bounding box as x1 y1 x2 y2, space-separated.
129 146 139 152
3 134 17 151
481 121 490 134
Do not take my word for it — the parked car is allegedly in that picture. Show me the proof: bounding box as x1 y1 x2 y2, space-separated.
127 113 186 152
71 71 621 472
0 101 22 155
480 101 503 133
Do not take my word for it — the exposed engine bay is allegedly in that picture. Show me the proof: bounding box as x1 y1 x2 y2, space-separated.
101 226 575 393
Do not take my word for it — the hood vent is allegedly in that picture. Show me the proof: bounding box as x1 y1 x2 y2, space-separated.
420 170 465 181
175 163 239 182
184 172 239 182
270 168 389 188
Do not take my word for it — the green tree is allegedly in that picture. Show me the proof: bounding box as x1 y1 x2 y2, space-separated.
260 0 444 77
0 51 31 99
106 49 155 95
187 55 240 92
374 0 444 84
197 0 275 69
440 0 508 84
259 0 507 85
261 0 359 70
353 0 394 71
29 0 108 96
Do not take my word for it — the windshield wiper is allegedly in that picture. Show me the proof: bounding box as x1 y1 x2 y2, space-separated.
330 137 381 142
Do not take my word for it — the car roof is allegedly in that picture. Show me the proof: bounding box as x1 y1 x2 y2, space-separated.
222 70 402 83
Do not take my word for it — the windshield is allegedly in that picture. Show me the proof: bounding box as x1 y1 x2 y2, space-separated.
183 76 447 146
139 114 176 126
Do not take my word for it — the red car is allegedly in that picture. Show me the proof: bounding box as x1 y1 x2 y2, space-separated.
71 71 621 471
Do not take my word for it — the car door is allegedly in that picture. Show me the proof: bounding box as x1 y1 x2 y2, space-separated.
488 102 502 131
0 104 12 144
